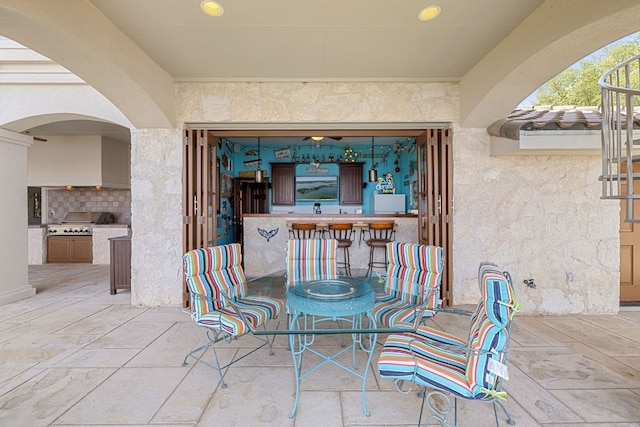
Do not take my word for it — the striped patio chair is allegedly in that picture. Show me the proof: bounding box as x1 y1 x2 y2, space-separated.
377 262 519 427
285 238 342 337
182 243 285 388
373 242 443 328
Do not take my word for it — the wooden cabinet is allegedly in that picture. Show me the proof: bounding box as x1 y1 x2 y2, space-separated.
47 236 93 263
270 162 363 206
109 236 131 294
270 163 295 205
339 162 364 205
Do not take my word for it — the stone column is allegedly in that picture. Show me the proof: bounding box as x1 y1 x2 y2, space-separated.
0 129 35 305
129 128 183 306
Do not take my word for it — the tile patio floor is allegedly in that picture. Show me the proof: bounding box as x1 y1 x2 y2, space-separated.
0 264 638 426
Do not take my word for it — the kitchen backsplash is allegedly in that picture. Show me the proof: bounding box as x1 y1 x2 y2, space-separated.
48 188 131 224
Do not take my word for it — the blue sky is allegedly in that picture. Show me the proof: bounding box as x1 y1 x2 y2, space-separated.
518 32 639 106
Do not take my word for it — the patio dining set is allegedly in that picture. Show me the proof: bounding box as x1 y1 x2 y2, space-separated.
181 237 519 427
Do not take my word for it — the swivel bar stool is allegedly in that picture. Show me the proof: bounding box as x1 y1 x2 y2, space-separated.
289 223 320 239
327 223 355 276
364 221 396 277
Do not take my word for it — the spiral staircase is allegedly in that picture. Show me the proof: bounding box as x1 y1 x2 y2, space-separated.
600 54 640 222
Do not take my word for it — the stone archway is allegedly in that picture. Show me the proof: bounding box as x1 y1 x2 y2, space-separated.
461 1 640 127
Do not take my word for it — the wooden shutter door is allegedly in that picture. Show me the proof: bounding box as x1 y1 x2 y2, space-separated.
416 128 453 305
182 129 218 306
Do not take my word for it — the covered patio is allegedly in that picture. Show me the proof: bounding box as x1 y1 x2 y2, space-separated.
0 264 637 426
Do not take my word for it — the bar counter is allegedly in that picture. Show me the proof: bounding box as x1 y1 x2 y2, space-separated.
242 214 418 277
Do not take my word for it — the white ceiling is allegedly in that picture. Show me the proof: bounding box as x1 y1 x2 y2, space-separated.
89 0 542 82
24 0 545 143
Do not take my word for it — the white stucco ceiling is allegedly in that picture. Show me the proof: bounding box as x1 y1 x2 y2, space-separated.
88 0 542 82
1 0 640 133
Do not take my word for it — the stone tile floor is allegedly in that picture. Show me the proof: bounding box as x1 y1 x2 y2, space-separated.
0 264 638 426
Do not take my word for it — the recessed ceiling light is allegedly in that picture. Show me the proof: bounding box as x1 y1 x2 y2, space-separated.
201 1 224 17
418 5 441 21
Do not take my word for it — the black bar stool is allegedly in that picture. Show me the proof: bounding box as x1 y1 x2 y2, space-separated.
364 221 395 276
327 223 355 276
289 223 319 239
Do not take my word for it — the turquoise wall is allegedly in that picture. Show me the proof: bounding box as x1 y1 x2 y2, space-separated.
215 137 416 243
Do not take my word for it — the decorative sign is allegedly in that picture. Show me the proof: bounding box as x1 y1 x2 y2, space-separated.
275 147 291 160
238 170 268 178
221 153 230 170
257 227 279 242
244 159 262 168
304 167 329 174
221 174 233 198
375 172 396 194
410 179 418 209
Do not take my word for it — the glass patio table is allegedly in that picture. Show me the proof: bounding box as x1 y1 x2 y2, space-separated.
245 270 423 418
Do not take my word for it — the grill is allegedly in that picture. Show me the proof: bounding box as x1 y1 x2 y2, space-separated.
47 212 113 236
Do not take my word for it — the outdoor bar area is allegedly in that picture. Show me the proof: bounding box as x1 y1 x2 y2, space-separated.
242 213 418 277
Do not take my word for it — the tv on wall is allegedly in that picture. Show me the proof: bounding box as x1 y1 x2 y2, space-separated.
295 175 339 201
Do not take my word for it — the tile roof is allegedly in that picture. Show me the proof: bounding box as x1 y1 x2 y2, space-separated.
488 107 640 140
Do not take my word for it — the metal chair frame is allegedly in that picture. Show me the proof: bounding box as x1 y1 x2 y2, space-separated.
182 290 277 388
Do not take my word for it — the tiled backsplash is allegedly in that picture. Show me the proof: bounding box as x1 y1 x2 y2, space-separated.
48 188 131 224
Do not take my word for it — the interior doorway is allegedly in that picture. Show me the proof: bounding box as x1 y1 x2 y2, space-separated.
232 178 269 247
182 126 453 304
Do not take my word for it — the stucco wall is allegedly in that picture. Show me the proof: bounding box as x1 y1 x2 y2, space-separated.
130 81 620 314
454 126 619 314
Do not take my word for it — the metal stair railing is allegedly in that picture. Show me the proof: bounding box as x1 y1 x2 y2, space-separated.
599 54 640 222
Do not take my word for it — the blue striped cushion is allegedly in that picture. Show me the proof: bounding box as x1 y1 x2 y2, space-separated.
378 261 516 400
480 269 514 327
286 239 338 285
374 242 443 327
183 244 284 336
184 245 245 313
378 331 470 397
195 296 283 336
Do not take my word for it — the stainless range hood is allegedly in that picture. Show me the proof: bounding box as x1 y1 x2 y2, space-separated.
62 212 114 224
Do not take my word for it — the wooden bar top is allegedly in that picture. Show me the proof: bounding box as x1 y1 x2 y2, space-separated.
243 213 417 218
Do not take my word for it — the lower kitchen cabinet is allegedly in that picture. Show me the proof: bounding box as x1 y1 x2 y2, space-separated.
47 236 93 263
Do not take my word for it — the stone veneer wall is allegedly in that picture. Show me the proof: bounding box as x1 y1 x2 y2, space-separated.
453 127 619 314
48 188 131 224
129 81 620 314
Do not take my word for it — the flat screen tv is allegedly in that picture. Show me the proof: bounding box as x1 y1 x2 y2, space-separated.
295 175 339 201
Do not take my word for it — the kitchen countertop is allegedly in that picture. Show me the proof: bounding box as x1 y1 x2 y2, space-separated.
29 223 130 228
243 213 417 218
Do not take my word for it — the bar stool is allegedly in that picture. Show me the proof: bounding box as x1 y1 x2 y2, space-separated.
327 223 355 276
364 221 396 277
289 223 319 239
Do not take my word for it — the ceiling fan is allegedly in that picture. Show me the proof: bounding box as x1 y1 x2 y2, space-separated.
302 136 342 141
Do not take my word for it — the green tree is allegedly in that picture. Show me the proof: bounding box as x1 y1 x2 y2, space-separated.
534 34 640 106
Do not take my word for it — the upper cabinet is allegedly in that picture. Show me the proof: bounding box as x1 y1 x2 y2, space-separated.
28 135 130 188
270 161 363 206
270 163 295 205
339 162 363 205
